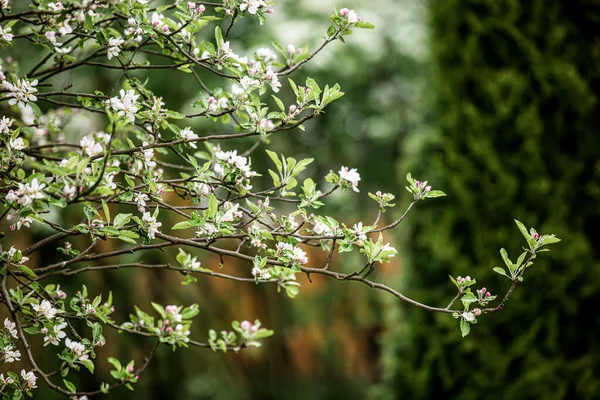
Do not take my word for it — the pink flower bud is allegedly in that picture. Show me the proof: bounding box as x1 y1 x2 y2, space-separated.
127 365 134 373
187 1 195 9
340 8 349 16
289 104 297 113
240 320 251 330
225 9 232 15
465 276 471 281
267 8 274 13
485 292 491 298
533 232 540 240
198 5 206 13
250 325 258 333
473 308 481 316
166 326 173 333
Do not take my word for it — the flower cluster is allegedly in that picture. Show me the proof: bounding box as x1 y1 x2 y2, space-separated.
214 150 257 191
109 89 140 122
274 242 309 268
339 166 361 192
2 78 38 110
5 180 46 212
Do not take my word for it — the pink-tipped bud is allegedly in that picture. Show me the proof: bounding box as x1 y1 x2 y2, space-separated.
250 325 258 333
340 8 349 16
162 26 169 32
127 365 134 373
166 326 173 333
187 1 195 9
473 308 481 316
485 292 491 298
465 276 471 281
533 232 540 240
267 8 274 13
289 104 297 113
240 320 251 330
225 9 232 15
198 5 206 13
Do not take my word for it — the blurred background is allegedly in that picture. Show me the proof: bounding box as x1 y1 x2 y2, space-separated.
2 0 600 398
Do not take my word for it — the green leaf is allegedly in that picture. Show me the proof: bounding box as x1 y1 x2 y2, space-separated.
285 285 300 298
500 248 513 269
16 264 37 278
215 26 224 50
461 292 478 308
493 267 511 279
355 20 375 29
107 357 122 371
101 200 111 223
271 95 285 112
205 194 218 219
117 236 137 244
460 319 470 337
80 359 95 374
63 379 76 393
172 220 194 230
541 235 561 245
515 219 536 247
426 190 446 198
113 213 132 228
265 149 283 173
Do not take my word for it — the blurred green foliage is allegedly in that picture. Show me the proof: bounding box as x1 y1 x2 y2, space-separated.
375 0 600 399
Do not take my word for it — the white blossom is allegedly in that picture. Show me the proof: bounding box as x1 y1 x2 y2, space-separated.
0 26 13 42
351 222 368 243
109 89 139 122
65 338 88 360
134 192 149 212
57 20 72 36
0 373 14 385
165 305 183 322
462 312 475 322
107 37 124 60
347 10 360 24
4 318 18 339
339 166 361 192
142 211 162 239
180 127 198 148
8 137 25 150
256 47 277 64
141 141 156 167
48 1 63 11
43 321 67 346
32 300 58 319
252 266 271 280
264 66 281 92
3 78 38 110
80 135 103 156
0 116 12 134
240 0 266 14
2 345 20 363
